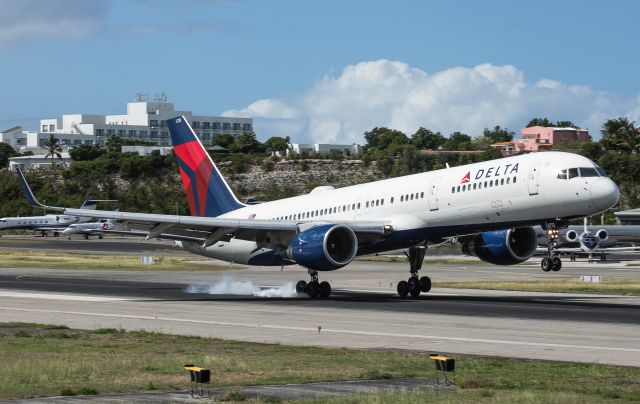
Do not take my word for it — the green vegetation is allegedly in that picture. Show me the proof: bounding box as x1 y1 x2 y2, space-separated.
0 323 638 400
0 249 236 271
435 278 640 296
1 115 639 219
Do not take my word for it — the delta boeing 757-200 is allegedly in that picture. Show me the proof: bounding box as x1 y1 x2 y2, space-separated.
17 116 620 298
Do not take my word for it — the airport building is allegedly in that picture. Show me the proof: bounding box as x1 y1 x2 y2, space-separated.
8 153 72 171
1 94 253 151
287 143 363 156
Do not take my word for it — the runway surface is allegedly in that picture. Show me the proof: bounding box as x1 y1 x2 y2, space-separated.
0 259 639 367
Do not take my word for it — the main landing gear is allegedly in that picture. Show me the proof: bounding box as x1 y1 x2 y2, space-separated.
397 245 432 298
296 269 331 298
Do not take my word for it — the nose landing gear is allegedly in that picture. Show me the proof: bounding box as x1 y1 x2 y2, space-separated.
296 270 331 298
397 245 432 298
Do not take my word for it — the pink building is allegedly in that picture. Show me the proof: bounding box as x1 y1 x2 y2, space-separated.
492 126 590 155
517 126 590 152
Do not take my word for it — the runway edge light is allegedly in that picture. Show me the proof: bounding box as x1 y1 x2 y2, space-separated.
429 354 456 386
184 364 211 398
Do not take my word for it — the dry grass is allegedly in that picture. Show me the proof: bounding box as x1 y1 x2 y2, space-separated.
435 278 640 296
0 323 638 401
0 250 236 271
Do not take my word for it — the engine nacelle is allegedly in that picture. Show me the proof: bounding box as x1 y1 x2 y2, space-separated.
287 224 358 271
462 227 537 265
564 230 579 242
595 229 608 241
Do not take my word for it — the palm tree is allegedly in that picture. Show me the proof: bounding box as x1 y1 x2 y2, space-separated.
43 134 63 160
601 117 639 153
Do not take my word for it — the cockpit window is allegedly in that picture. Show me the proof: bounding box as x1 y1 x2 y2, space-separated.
579 167 599 177
568 168 579 179
557 169 567 179
595 166 607 177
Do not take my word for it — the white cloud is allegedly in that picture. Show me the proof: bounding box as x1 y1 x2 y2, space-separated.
0 0 110 50
226 59 640 143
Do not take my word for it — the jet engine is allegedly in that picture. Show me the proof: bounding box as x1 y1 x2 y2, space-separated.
595 229 608 241
461 227 537 265
287 224 358 271
564 230 579 242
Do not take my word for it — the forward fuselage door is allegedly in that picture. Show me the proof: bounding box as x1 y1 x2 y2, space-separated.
428 177 441 211
527 164 540 196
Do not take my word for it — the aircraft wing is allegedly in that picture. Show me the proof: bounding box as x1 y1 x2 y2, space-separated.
33 226 69 233
61 207 389 245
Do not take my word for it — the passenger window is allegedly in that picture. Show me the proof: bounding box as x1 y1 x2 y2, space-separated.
568 168 579 179
484 181 487 188
410 194 414 200
506 177 510 184
500 178 504 185
375 200 379 206
456 186 460 192
557 169 567 179
580 167 598 177
357 203 361 209
420 192 424 198
513 176 517 183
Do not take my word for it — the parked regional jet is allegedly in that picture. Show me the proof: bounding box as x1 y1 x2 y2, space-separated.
63 218 117 239
17 116 621 298
0 200 102 237
537 218 640 267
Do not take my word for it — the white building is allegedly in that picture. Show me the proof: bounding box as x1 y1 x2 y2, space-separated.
3 94 252 151
9 153 71 171
287 143 363 156
121 146 173 156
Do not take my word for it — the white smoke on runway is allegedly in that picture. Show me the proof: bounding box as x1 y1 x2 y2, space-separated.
185 276 300 298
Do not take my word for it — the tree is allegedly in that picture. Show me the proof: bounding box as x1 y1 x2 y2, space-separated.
263 136 289 154
555 120 577 128
0 143 18 167
482 125 514 143
69 144 106 161
410 127 446 150
363 127 409 150
212 133 235 148
526 118 553 127
444 132 472 151
600 117 639 153
43 134 62 160
229 132 264 154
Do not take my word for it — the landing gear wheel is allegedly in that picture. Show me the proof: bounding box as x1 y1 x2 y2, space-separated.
541 257 552 272
408 277 421 297
419 276 432 293
397 280 409 298
551 257 562 272
306 281 319 298
318 281 331 298
296 280 307 294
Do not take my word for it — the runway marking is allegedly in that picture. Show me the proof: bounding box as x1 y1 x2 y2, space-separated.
0 291 129 302
1 306 639 354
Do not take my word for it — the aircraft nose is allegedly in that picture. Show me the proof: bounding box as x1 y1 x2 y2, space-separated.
591 178 620 211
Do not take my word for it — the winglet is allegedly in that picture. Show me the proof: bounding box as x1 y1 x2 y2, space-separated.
15 167 63 211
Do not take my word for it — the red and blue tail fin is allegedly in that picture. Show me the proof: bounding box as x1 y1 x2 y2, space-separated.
167 116 245 217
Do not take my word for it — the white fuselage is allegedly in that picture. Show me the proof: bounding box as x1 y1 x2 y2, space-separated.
181 151 619 265
63 221 113 235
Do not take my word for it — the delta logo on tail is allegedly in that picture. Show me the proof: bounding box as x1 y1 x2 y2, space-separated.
167 117 244 217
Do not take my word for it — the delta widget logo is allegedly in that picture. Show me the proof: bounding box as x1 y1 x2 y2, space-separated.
460 171 470 184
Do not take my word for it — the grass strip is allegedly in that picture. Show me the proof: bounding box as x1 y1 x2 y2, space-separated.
435 279 640 296
0 250 236 271
0 323 638 401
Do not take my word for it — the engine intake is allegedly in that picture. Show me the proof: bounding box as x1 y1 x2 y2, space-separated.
595 229 608 241
287 224 358 271
564 230 579 242
462 227 537 265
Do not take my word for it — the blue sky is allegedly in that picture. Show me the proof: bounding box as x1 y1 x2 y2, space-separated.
2 0 639 142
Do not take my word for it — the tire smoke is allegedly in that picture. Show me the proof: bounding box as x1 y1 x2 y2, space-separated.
185 276 300 298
